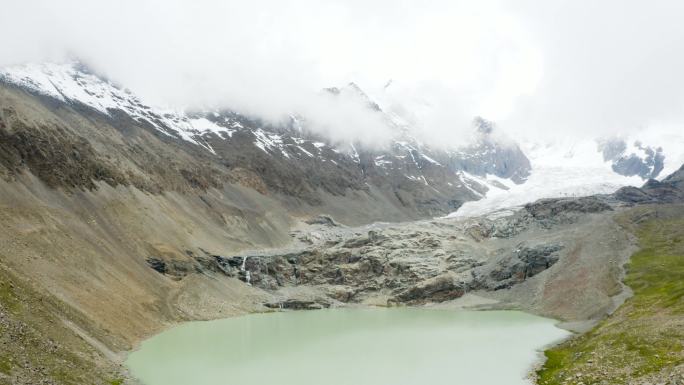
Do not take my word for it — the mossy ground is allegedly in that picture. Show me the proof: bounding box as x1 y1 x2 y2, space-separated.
537 207 684 385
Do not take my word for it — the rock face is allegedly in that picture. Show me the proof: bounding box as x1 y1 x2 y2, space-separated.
472 243 563 290
393 274 467 304
524 196 613 223
615 164 684 204
599 138 665 179
443 117 532 184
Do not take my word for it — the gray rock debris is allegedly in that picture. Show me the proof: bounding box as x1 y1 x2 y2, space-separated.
217 209 576 306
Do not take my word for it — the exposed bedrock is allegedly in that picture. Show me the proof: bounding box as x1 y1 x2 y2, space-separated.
186 198 616 312
615 164 684 204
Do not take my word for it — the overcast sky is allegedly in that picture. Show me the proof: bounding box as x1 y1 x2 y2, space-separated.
2 0 684 146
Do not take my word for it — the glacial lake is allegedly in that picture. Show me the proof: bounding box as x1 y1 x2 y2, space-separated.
126 308 570 385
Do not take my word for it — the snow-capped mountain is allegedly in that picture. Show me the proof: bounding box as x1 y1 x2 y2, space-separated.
2 61 681 221
441 117 531 184
0 62 244 153
0 61 535 220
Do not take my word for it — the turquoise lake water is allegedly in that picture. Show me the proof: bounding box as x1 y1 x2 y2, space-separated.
126 308 569 385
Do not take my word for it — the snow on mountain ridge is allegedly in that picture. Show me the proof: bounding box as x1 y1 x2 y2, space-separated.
0 61 520 205
0 61 238 153
11 60 663 219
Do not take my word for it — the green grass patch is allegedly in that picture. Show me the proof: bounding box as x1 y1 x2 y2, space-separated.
0 280 20 313
0 355 11 375
536 210 684 385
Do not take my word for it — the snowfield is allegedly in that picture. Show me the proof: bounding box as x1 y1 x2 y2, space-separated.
449 140 648 218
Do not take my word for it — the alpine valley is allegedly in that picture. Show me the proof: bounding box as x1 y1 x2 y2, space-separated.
0 61 683 385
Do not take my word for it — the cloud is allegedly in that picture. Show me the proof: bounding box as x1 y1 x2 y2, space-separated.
502 0 684 141
1 0 683 147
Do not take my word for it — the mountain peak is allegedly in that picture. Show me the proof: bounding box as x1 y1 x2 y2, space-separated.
323 81 381 112
473 116 495 135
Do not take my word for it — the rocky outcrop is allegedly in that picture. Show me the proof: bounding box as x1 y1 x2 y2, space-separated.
472 243 563 290
615 164 684 204
393 273 467 304
264 299 331 310
0 109 131 190
524 196 613 226
304 215 340 227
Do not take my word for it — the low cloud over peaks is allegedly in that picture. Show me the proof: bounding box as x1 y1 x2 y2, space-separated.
2 0 684 147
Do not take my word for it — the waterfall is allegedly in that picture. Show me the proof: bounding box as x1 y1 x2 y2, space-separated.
240 256 251 285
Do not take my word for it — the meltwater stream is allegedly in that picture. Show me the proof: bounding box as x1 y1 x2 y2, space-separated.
126 308 569 385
